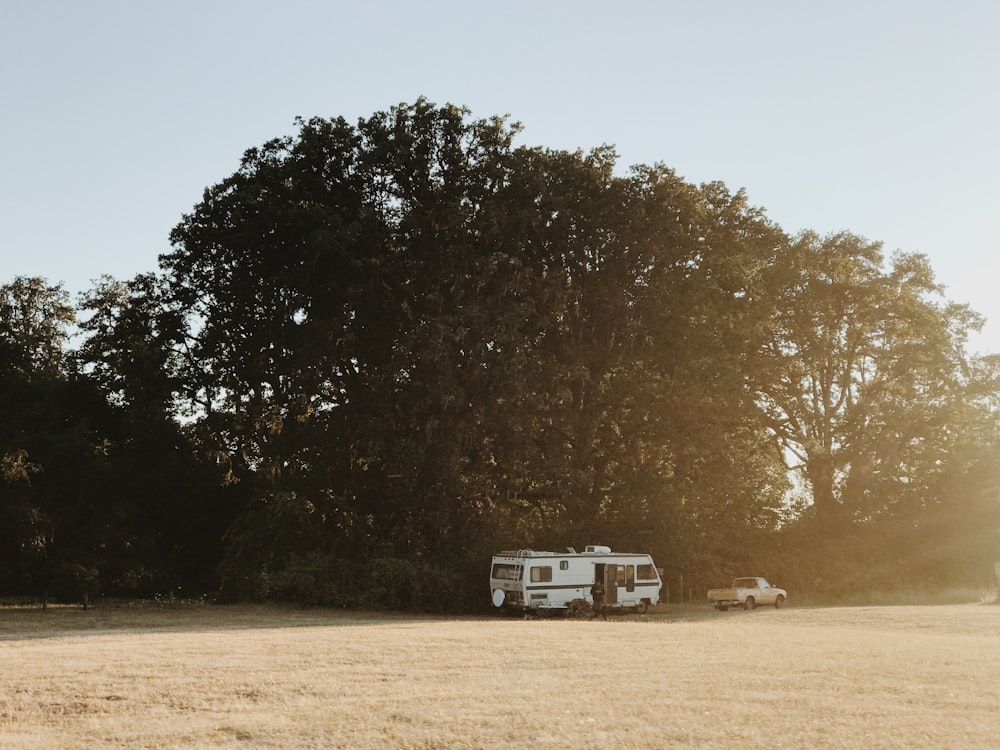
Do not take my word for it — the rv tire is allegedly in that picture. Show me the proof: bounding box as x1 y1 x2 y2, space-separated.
634 601 648 614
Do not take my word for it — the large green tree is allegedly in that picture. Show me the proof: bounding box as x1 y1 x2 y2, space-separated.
755 231 988 528
74 274 238 596
482 158 790 580
159 100 789 601
0 276 97 599
161 101 546 592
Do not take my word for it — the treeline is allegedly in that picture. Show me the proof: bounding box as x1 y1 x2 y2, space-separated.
2 100 999 610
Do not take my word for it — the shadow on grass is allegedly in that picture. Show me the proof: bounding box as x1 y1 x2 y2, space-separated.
5 590 989 641
1 598 780 639
0 600 455 641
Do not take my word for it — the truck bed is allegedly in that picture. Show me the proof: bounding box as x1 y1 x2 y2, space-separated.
707 588 737 601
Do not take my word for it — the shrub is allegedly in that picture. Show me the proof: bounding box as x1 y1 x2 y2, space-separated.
261 551 487 613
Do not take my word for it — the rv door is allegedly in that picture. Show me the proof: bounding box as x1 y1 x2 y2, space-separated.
603 564 620 606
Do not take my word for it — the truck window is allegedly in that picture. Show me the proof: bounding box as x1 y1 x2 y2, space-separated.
491 564 522 581
636 564 656 581
530 566 552 583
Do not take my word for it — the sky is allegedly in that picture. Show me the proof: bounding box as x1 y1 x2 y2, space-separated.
3 1 999 352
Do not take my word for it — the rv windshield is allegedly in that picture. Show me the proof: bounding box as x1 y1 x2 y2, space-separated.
636 564 657 581
491 563 522 581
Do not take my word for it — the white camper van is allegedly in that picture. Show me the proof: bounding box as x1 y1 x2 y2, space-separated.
489 545 662 615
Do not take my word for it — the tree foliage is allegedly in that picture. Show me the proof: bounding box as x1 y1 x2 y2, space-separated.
1 101 997 608
156 100 796 599
756 232 985 522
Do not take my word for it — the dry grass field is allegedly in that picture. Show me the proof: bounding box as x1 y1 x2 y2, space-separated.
2 601 999 749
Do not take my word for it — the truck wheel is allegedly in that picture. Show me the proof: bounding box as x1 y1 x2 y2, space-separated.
774 595 785 609
744 596 755 610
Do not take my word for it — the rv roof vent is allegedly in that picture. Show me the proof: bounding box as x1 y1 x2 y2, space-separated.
584 545 612 554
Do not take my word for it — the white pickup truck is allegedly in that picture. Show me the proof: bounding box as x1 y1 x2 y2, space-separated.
708 577 787 611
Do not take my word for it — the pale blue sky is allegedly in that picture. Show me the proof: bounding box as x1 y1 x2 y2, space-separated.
3 1 998 351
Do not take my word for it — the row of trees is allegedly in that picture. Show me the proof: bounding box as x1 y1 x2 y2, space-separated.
2 100 999 609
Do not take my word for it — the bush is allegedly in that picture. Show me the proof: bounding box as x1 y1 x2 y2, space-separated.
259 552 487 613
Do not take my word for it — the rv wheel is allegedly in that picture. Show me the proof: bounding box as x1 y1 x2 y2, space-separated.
634 601 648 615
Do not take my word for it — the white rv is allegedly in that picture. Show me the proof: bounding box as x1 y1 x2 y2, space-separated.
489 545 662 615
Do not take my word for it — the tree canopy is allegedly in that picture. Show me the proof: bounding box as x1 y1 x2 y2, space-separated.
2 99 998 608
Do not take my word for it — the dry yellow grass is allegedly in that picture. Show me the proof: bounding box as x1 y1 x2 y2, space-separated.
1 602 999 748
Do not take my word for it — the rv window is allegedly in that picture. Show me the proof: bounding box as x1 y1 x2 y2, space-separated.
626 565 635 592
636 564 656 581
530 566 552 583
491 564 522 581
559 561 569 571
